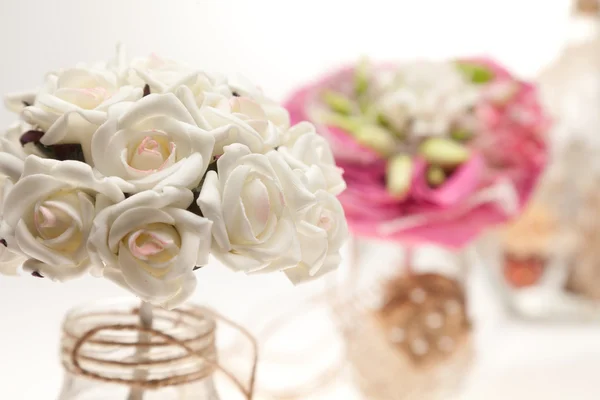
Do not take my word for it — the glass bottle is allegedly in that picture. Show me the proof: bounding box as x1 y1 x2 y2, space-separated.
57 299 253 400
341 239 473 400
243 240 473 399
482 139 600 321
482 0 600 322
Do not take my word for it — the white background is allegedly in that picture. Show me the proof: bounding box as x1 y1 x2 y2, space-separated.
2 0 600 399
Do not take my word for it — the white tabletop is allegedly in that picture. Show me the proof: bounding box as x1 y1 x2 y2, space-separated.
2 249 600 399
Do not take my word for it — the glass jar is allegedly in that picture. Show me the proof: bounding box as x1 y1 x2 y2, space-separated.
57 299 256 400
339 239 473 400
237 240 473 399
499 0 600 322
481 140 600 321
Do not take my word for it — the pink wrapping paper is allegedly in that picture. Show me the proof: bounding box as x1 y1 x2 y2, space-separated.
285 59 548 249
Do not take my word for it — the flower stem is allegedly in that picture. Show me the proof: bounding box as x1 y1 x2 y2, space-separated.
348 235 361 291
127 301 153 400
404 245 414 275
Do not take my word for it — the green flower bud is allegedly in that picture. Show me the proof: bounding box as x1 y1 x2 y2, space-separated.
322 90 354 115
427 165 446 187
321 113 364 134
450 128 472 141
456 62 495 84
419 137 470 167
355 57 370 96
386 154 413 198
355 125 396 156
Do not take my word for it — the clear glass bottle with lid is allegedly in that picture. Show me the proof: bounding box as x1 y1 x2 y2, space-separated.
482 0 600 322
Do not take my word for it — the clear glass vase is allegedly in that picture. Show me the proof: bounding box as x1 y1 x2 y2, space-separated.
340 239 473 400
481 140 600 322
57 299 255 400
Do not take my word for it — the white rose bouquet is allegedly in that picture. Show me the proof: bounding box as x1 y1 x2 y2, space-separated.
0 47 348 309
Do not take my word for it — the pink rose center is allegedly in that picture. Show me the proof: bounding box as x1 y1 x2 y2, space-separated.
128 134 177 173
31 191 87 253
318 210 334 231
126 223 181 268
35 205 57 229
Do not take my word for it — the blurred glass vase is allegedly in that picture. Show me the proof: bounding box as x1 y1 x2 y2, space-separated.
482 140 600 321
340 240 473 400
484 0 600 322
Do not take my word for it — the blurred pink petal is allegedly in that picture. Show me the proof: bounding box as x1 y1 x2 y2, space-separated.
412 155 484 207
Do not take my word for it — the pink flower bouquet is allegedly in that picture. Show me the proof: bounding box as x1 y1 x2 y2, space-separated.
286 59 549 248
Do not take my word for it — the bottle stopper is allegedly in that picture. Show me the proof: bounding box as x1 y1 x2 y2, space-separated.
575 0 599 15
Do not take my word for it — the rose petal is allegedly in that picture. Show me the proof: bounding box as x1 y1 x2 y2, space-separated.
197 171 230 251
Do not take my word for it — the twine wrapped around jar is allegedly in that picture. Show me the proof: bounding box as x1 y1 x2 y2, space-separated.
343 273 473 400
58 299 257 400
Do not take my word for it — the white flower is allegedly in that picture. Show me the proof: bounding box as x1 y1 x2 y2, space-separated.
264 154 348 283
4 91 36 114
1 122 46 160
21 66 142 163
0 222 26 277
0 223 26 277
180 90 281 156
91 93 215 193
0 246 26 276
278 122 346 195
197 144 314 273
227 74 291 130
284 189 348 284
0 152 24 217
2 157 125 280
88 187 212 309
167 71 232 107
0 154 26 276
125 53 193 92
376 61 480 137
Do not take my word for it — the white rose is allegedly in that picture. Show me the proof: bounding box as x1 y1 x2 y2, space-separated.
0 151 24 217
4 91 36 114
259 152 348 283
283 189 348 284
91 93 215 193
167 71 232 108
0 225 26 277
1 122 46 160
125 53 193 92
22 67 142 163
278 122 346 195
0 245 26 276
0 222 26 277
88 187 212 309
2 156 125 280
197 144 314 273
227 74 291 129
0 154 26 276
181 92 281 156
